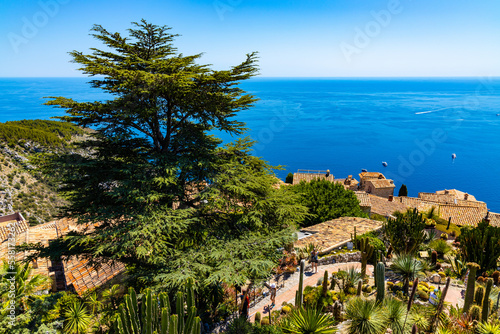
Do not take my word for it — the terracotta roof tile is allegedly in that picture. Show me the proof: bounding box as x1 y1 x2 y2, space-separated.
367 179 395 189
295 217 383 253
368 195 408 217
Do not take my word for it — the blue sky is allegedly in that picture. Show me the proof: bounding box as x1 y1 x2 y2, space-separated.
1 0 499 77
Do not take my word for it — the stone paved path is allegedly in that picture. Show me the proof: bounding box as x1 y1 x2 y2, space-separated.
249 262 373 321
248 263 465 322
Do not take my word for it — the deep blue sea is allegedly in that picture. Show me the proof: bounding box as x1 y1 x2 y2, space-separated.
1 77 500 212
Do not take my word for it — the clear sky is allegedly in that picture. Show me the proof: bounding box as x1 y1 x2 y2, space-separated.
1 0 499 77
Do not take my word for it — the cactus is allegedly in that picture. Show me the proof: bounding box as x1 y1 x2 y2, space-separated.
375 262 385 303
330 274 336 291
322 271 329 296
255 312 261 325
431 251 437 265
464 262 480 313
356 280 362 296
429 277 451 332
492 271 500 285
116 278 201 334
332 301 342 321
295 259 305 307
475 285 485 306
359 237 374 278
469 305 481 321
482 278 493 322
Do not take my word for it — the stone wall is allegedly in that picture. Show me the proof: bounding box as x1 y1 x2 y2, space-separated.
318 251 361 265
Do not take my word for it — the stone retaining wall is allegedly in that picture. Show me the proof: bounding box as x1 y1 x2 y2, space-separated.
318 251 361 265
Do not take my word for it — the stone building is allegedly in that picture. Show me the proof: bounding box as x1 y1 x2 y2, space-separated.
358 172 395 198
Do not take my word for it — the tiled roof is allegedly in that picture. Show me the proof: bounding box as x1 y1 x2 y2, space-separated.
64 257 125 294
367 179 395 189
354 191 371 207
0 215 126 295
359 172 385 179
293 173 334 185
295 217 383 253
435 189 477 201
369 195 408 217
490 212 500 227
418 192 457 204
0 219 28 242
438 204 487 227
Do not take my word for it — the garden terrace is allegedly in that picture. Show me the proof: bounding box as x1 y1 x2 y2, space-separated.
294 217 383 254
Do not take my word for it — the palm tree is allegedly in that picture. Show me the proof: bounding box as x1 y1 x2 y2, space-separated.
85 291 103 333
64 301 92 334
344 297 387 334
0 261 50 312
281 307 337 334
390 254 423 295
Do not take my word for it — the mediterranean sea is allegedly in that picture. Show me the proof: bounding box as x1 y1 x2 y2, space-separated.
1 77 500 212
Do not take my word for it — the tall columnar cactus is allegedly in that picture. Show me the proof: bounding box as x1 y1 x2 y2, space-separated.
482 278 493 322
332 301 342 321
375 262 385 303
295 259 305 308
356 280 362 296
322 270 329 297
359 237 374 279
464 262 481 313
475 285 485 306
431 251 437 265
116 278 201 334
429 277 451 333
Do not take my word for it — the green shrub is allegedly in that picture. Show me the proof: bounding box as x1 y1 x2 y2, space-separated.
261 317 270 325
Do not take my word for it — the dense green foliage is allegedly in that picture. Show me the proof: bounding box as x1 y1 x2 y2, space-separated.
286 173 293 184
293 179 366 227
0 120 84 148
384 208 426 255
25 21 307 322
457 220 500 271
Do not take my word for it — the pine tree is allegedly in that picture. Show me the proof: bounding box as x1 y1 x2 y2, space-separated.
27 21 307 302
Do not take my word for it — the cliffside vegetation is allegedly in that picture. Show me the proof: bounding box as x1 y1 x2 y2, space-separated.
0 119 86 224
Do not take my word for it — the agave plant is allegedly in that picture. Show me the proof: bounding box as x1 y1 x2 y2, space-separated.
64 301 93 334
383 297 410 334
345 297 387 334
476 322 500 334
424 230 438 243
390 254 423 295
447 255 467 278
280 307 337 334
337 267 363 293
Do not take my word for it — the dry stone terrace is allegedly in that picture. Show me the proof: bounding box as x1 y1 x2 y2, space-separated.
294 217 383 253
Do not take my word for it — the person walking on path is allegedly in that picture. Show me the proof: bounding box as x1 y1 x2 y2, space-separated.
270 283 276 307
311 248 319 273
241 290 250 318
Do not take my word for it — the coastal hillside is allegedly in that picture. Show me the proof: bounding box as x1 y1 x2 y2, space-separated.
0 120 87 225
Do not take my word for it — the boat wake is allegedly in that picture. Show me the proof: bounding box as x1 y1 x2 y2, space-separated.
415 107 450 115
